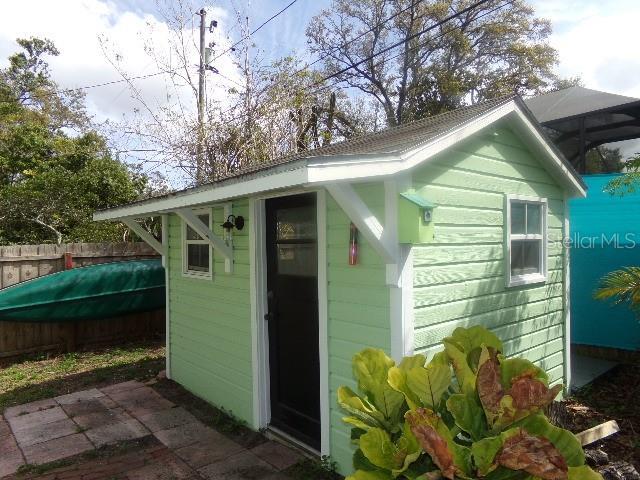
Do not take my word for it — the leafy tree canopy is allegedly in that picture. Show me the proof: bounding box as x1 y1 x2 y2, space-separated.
0 37 150 245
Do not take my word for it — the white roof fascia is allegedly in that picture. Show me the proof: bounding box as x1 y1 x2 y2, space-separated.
93 166 309 221
510 107 586 198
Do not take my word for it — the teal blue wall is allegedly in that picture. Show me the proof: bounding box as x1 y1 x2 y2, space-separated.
570 174 640 350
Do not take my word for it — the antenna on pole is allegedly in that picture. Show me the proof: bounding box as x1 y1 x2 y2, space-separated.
196 8 207 184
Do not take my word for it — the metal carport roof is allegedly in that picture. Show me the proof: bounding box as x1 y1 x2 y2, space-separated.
525 86 640 172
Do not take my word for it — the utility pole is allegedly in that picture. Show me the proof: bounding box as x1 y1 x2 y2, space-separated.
197 8 206 184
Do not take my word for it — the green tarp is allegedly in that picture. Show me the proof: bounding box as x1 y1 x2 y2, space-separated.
0 259 165 322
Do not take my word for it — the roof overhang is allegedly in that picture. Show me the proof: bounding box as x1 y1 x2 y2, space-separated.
94 98 585 221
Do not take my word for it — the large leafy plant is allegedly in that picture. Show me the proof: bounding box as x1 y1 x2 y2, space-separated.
338 326 601 480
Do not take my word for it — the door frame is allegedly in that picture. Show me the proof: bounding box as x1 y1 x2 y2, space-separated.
249 188 329 455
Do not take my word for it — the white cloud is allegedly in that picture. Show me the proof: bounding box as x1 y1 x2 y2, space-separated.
533 0 640 157
0 0 244 186
533 0 640 98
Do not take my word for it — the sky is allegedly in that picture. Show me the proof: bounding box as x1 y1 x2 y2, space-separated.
0 0 639 186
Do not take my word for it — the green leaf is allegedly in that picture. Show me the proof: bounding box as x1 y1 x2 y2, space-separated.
399 354 427 370
345 470 393 480
353 349 405 424
393 422 423 477
402 454 437 480
446 393 487 441
353 448 380 472
389 360 451 411
568 466 603 480
500 357 549 388
338 386 387 431
359 428 398 471
388 354 426 410
448 326 503 355
357 425 422 476
443 326 502 395
443 339 476 396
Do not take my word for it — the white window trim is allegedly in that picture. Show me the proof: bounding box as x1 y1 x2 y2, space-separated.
505 194 548 287
182 207 213 279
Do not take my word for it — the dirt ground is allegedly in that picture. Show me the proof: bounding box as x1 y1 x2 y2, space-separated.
561 363 640 470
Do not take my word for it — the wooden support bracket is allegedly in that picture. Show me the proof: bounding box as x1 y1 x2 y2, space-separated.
122 219 166 256
326 183 397 265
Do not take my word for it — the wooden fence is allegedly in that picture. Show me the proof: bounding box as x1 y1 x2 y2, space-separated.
0 242 164 363
0 242 159 289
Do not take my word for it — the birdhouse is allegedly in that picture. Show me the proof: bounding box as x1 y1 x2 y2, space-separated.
398 191 436 244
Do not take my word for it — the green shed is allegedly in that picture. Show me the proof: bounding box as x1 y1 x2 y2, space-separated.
94 94 586 473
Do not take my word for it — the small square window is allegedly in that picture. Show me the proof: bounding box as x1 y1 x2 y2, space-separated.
506 196 547 287
183 211 212 277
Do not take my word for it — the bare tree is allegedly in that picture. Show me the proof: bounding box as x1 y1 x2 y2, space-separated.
307 0 560 126
100 0 371 186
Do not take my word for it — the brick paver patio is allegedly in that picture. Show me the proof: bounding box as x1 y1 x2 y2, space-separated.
0 380 303 479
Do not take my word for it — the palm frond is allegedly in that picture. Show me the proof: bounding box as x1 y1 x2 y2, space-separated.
594 266 640 312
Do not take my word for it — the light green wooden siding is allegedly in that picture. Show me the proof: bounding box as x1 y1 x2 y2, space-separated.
411 123 567 385
167 199 254 424
326 184 390 473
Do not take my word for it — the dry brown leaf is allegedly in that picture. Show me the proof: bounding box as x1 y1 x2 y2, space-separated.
406 409 456 480
509 374 563 411
497 429 568 480
477 349 503 418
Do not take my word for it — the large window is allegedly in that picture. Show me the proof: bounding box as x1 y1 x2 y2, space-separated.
506 195 547 287
183 210 212 278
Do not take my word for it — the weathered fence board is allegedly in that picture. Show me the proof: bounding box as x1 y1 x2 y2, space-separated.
0 242 163 363
0 242 158 288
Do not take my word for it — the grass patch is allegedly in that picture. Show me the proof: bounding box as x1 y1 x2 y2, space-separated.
0 341 165 413
285 456 340 480
14 437 159 477
16 459 74 476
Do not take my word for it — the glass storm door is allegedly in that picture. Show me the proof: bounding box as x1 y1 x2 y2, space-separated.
265 193 320 449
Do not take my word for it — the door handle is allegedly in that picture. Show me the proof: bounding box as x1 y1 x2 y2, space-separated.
265 290 275 321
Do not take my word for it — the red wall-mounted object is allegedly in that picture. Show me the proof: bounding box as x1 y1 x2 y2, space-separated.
64 252 73 270
349 223 358 266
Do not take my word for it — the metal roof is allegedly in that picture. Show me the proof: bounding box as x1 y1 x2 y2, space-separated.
525 86 640 170
215 94 517 180
95 94 585 219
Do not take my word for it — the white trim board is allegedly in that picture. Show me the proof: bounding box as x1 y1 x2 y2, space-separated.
249 197 270 430
161 214 171 380
316 189 330 455
249 189 329 456
93 100 585 222
562 193 572 391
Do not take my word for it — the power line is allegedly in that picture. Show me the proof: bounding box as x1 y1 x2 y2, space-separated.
208 0 301 64
317 0 492 86
0 1 302 104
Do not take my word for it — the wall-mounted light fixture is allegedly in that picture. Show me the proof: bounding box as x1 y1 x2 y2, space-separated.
221 214 244 241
